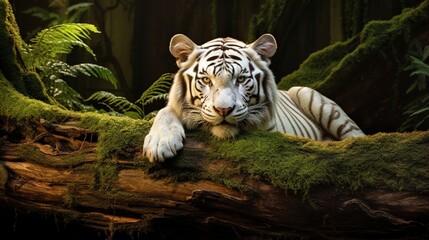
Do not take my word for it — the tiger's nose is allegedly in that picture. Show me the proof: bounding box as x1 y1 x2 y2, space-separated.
214 105 234 117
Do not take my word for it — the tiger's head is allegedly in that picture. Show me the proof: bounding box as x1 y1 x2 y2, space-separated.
167 34 278 139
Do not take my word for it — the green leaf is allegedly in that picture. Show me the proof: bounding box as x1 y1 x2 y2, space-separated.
423 45 429 61
410 107 429 117
406 81 418 94
86 91 144 117
399 93 429 131
410 69 429 77
137 73 174 106
45 78 94 111
25 23 100 70
70 63 118 88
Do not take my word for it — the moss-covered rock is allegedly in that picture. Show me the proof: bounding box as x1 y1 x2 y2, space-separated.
277 1 429 133
278 1 428 94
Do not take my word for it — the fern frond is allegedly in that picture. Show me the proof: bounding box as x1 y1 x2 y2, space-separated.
38 60 118 88
86 91 144 118
408 56 429 77
144 93 169 105
423 45 429 61
38 60 76 78
26 23 100 70
46 78 94 111
399 94 429 131
70 63 118 88
137 73 174 106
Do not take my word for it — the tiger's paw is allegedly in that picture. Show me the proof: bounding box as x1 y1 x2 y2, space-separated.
143 122 185 163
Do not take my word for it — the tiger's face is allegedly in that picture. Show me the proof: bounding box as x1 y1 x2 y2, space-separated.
168 34 278 139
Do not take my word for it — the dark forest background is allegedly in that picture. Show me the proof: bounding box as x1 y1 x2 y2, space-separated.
9 0 424 112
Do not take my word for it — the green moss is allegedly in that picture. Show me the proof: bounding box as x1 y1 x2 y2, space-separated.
16 144 94 168
22 71 52 103
208 130 429 195
92 162 118 192
277 38 357 91
277 1 429 95
0 0 27 95
79 114 149 160
0 72 76 121
17 144 46 164
0 0 62 103
63 192 75 209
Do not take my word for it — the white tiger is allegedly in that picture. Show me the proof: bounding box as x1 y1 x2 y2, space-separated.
143 34 365 162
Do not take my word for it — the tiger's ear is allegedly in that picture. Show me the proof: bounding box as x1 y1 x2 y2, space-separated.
169 34 197 65
249 34 277 60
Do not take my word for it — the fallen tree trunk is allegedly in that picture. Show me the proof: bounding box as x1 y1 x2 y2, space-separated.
1 117 428 239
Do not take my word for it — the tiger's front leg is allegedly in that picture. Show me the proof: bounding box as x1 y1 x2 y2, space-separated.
143 106 185 162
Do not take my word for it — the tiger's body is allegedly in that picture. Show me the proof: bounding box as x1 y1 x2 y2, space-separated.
143 34 364 162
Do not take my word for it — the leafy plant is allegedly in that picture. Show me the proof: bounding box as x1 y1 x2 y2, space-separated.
399 40 429 131
86 91 144 119
20 6 172 119
86 73 174 119
21 23 118 111
136 73 173 106
400 95 429 131
404 41 429 93
24 23 97 70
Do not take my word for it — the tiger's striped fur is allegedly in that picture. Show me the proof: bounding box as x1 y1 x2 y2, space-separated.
143 34 364 162
272 88 364 140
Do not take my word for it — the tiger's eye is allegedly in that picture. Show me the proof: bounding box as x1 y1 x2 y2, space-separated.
237 76 246 83
202 77 211 84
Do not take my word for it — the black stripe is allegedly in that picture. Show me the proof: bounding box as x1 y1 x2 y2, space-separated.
281 95 307 136
206 55 219 61
229 54 242 60
326 106 340 131
308 90 317 120
277 94 298 135
318 97 325 124
279 92 318 138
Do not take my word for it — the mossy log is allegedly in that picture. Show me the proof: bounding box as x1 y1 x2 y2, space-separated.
1 0 429 239
0 113 428 239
